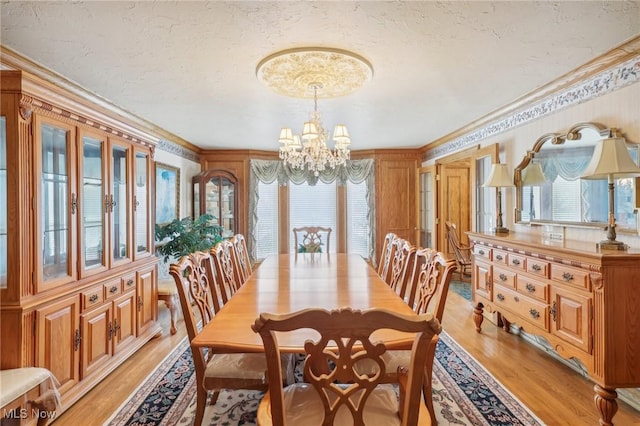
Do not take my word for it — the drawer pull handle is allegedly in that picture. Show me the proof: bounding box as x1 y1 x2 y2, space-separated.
551 301 557 322
514 296 520 302
562 272 574 281
109 285 118 294
511 259 521 266
478 249 485 256
497 293 505 301
89 294 99 303
127 279 134 287
525 283 536 293
529 308 540 319
499 273 507 282
532 264 541 271
496 254 503 261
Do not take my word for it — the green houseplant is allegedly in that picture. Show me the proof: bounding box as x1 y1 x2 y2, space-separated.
155 214 224 262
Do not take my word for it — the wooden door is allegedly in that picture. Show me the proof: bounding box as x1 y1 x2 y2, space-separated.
551 286 592 353
113 291 137 354
136 265 157 336
473 259 492 301
80 303 112 379
416 166 437 248
377 157 417 252
36 295 80 395
438 163 470 254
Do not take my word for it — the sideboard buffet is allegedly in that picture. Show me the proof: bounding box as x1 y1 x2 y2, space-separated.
0 69 161 414
469 231 640 426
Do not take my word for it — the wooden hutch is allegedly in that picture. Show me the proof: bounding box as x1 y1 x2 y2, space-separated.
0 70 161 413
469 231 640 426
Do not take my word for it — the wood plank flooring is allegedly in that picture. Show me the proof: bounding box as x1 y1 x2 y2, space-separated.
53 286 640 425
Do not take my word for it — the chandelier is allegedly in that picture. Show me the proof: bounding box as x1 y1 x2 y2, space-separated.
256 47 373 176
278 83 350 176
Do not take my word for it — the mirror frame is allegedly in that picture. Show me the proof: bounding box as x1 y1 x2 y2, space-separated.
514 122 636 228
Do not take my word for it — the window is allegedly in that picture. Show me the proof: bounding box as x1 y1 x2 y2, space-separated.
476 156 494 232
289 181 337 253
347 180 370 258
255 180 279 260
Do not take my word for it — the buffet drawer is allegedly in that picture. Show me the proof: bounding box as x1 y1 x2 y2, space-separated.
494 285 549 331
551 264 591 291
526 258 550 278
516 275 549 303
473 245 492 260
493 266 516 289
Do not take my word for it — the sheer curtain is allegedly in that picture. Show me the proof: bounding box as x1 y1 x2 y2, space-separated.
248 159 375 261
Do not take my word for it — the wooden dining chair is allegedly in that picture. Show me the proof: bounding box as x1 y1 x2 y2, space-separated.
210 240 244 302
387 238 417 301
292 226 332 253
169 251 281 426
355 248 456 424
252 307 441 426
445 221 472 280
377 232 398 283
231 233 252 284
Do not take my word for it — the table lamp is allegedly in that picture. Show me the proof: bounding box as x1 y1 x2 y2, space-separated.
522 162 546 220
580 137 640 250
483 163 515 233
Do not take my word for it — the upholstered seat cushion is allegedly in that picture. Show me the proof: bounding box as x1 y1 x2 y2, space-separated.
157 278 178 295
205 353 295 384
258 383 401 426
0 367 59 408
354 350 411 379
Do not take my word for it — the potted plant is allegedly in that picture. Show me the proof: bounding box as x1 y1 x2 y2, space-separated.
155 214 224 262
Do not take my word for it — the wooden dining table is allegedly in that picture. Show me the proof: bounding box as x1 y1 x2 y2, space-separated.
191 253 419 353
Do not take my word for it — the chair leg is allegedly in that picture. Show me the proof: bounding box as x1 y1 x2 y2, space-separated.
164 294 178 335
209 389 221 405
195 390 205 426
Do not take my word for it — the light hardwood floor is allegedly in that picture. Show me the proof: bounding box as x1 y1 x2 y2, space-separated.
53 286 640 425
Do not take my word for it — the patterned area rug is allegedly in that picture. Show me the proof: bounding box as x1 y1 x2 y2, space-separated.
105 332 542 426
450 279 472 301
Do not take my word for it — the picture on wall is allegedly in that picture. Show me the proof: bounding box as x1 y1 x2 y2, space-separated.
155 162 180 224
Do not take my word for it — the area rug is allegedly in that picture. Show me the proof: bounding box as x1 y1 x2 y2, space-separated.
105 332 542 426
449 279 472 301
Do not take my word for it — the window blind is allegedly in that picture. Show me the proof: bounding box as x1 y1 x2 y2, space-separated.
255 180 279 260
347 180 370 257
289 181 337 253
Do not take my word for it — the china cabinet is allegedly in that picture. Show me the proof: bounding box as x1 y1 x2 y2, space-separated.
469 231 640 426
192 169 237 238
0 70 161 411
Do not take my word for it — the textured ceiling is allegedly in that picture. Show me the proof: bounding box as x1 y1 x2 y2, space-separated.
1 1 639 151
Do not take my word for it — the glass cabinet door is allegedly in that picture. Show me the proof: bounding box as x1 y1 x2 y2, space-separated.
37 117 77 290
111 142 130 265
0 117 6 288
134 151 151 257
79 132 108 276
192 169 238 237
220 177 234 238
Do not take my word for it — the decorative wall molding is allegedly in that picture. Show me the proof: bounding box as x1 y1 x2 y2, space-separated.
157 139 200 163
423 54 640 162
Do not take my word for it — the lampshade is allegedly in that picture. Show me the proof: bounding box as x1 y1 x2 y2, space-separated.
522 162 547 186
301 121 319 140
483 164 515 188
581 138 640 180
332 125 351 144
278 127 293 143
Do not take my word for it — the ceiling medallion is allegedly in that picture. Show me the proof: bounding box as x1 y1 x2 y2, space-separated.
256 47 373 98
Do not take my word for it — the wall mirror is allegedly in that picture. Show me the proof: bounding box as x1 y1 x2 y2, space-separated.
514 122 639 230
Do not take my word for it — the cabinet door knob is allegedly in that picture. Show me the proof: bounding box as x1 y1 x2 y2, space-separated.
70 193 78 214
551 301 557 322
74 329 81 351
